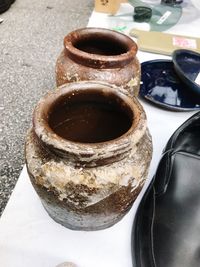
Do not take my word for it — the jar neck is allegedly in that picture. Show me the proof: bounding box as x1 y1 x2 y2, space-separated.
64 27 137 69
36 131 144 167
33 82 146 168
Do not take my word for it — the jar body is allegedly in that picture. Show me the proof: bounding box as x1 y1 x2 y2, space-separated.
55 28 141 96
25 82 152 231
26 128 151 230
56 51 141 97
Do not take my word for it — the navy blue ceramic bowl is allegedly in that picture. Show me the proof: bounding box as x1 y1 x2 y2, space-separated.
172 49 200 96
140 59 200 111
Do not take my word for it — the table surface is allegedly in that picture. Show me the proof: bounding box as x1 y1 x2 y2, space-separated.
0 96 195 267
0 3 200 267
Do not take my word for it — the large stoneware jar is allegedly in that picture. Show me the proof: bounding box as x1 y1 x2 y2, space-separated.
25 81 152 231
56 28 140 96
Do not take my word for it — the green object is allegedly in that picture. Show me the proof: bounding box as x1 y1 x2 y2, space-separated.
129 0 182 32
133 6 152 22
112 26 127 32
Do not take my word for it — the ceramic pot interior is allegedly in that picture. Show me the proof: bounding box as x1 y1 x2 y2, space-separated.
48 89 133 143
73 32 129 56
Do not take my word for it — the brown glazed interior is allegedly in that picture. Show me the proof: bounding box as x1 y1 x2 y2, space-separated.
33 81 142 165
64 28 138 68
73 32 128 56
48 89 133 143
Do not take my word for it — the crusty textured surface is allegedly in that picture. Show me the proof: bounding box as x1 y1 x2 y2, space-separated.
25 89 152 230
56 52 141 96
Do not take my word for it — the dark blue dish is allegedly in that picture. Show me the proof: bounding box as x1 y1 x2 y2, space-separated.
140 59 200 111
172 49 200 96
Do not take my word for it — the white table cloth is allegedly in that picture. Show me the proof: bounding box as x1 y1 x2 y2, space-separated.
0 3 199 267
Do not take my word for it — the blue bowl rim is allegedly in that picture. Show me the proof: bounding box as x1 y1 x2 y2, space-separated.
172 49 200 92
140 58 200 111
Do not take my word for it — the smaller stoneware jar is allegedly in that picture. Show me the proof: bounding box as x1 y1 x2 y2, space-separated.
56 27 141 96
25 81 152 231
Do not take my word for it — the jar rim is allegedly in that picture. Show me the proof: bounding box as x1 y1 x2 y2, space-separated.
63 27 138 69
33 81 146 166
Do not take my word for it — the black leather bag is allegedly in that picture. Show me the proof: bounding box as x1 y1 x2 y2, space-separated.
132 111 200 267
0 0 15 14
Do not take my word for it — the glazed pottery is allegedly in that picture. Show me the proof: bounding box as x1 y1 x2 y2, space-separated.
25 81 152 231
56 27 141 96
172 49 200 96
140 59 200 111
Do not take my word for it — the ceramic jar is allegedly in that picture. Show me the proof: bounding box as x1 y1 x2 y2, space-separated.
56 27 141 96
25 81 152 231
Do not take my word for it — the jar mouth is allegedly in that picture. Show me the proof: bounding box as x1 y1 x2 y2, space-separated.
48 88 133 144
64 28 138 68
33 81 145 164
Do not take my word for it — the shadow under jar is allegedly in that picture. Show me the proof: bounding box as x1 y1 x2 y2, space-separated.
56 27 141 97
25 81 152 231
